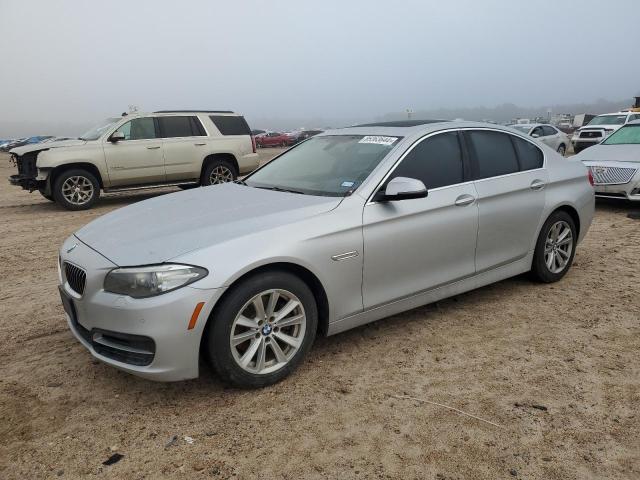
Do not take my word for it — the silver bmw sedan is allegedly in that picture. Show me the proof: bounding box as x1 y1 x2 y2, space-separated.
58 120 595 387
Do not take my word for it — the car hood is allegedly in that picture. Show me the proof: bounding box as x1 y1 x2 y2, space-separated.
75 183 342 266
575 144 640 163
10 139 87 155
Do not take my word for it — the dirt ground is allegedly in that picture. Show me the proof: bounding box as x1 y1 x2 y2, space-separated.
0 149 638 480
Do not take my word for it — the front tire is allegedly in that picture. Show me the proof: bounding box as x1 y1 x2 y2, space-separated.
38 188 54 201
52 169 100 210
201 159 237 186
206 271 318 388
530 211 577 283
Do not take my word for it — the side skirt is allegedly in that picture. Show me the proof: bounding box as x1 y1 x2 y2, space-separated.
326 253 533 336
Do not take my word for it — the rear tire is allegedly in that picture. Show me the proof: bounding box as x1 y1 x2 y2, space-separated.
52 168 100 210
201 159 237 186
530 210 577 283
206 271 318 388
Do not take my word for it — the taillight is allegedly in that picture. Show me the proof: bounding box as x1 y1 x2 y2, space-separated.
587 169 594 186
251 136 256 153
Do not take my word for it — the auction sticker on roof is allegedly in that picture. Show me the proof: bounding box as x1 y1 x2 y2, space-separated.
358 136 398 146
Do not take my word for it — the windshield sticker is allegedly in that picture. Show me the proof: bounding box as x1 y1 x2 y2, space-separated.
359 136 398 146
341 181 355 188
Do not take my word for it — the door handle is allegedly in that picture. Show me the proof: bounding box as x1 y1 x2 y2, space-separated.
194 142 206 146
530 180 546 190
146 146 161 150
454 194 476 207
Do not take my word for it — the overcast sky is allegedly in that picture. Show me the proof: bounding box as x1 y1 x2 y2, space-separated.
1 0 639 133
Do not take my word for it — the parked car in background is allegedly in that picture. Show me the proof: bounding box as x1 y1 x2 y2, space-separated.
574 120 640 201
571 112 640 153
256 131 289 147
251 129 265 136
511 124 570 155
9 110 259 210
57 120 594 387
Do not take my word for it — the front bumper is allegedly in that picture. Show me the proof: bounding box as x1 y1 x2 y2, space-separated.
59 236 225 381
583 162 640 201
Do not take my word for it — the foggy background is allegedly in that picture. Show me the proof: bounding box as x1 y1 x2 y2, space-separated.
1 0 639 137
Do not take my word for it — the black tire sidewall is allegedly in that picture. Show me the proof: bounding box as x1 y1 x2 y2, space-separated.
52 169 99 210
201 160 237 186
206 271 318 388
531 211 577 283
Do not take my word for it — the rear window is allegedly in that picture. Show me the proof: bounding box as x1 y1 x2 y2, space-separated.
512 136 543 170
209 115 251 136
466 130 519 179
159 116 205 138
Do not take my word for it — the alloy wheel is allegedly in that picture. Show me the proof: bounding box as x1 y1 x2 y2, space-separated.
61 176 94 205
209 165 234 184
230 289 306 375
544 220 573 274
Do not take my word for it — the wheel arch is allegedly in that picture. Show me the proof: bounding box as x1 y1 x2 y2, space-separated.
200 261 330 356
200 153 239 180
553 204 581 238
48 162 104 191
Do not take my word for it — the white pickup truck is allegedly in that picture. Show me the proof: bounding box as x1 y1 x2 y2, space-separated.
571 111 640 153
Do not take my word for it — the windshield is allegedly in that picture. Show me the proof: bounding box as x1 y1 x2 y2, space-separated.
245 135 400 196
79 117 121 140
512 125 531 133
587 115 626 126
603 124 640 145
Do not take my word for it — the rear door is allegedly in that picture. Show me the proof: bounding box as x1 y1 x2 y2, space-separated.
464 129 547 272
362 131 479 308
159 115 208 182
103 117 165 186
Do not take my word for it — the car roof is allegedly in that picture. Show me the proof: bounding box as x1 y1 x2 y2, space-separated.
321 120 524 137
596 112 630 116
153 110 235 114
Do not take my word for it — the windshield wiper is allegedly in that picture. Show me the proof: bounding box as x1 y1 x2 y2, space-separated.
253 185 307 195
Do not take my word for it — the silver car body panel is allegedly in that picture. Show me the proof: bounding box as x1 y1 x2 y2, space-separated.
59 121 595 381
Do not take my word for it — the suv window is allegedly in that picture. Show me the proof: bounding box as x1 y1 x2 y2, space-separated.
391 132 464 189
542 126 557 136
466 130 519 179
159 116 205 138
116 117 157 140
512 136 543 170
209 115 251 136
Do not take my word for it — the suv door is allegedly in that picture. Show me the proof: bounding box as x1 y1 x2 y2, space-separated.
464 129 547 272
159 116 208 182
103 117 165 186
362 131 479 309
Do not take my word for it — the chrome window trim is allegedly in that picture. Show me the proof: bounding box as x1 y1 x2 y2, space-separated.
365 127 546 205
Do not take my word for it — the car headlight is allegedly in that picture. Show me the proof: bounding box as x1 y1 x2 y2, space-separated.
104 264 208 298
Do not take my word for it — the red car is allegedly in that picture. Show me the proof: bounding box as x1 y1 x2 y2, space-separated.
256 132 290 147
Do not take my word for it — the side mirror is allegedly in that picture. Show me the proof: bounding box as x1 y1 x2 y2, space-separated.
376 177 428 202
109 131 125 142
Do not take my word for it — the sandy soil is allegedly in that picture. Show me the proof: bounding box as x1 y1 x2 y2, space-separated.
0 150 638 479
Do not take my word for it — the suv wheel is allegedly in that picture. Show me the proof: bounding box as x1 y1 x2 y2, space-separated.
530 210 577 283
206 271 318 388
53 169 100 210
202 160 237 186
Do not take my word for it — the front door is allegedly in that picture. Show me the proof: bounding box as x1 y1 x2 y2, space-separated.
362 131 478 309
103 117 165 186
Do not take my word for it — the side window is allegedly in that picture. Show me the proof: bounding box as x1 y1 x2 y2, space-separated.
542 126 557 136
209 115 251 135
391 132 464 189
531 126 544 137
159 116 202 138
512 136 543 171
115 117 157 140
466 130 519 179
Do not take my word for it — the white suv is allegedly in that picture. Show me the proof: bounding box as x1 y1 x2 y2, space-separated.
9 110 259 210
571 111 640 153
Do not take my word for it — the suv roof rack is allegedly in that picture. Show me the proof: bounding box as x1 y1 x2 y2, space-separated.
153 110 235 114
353 119 449 127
